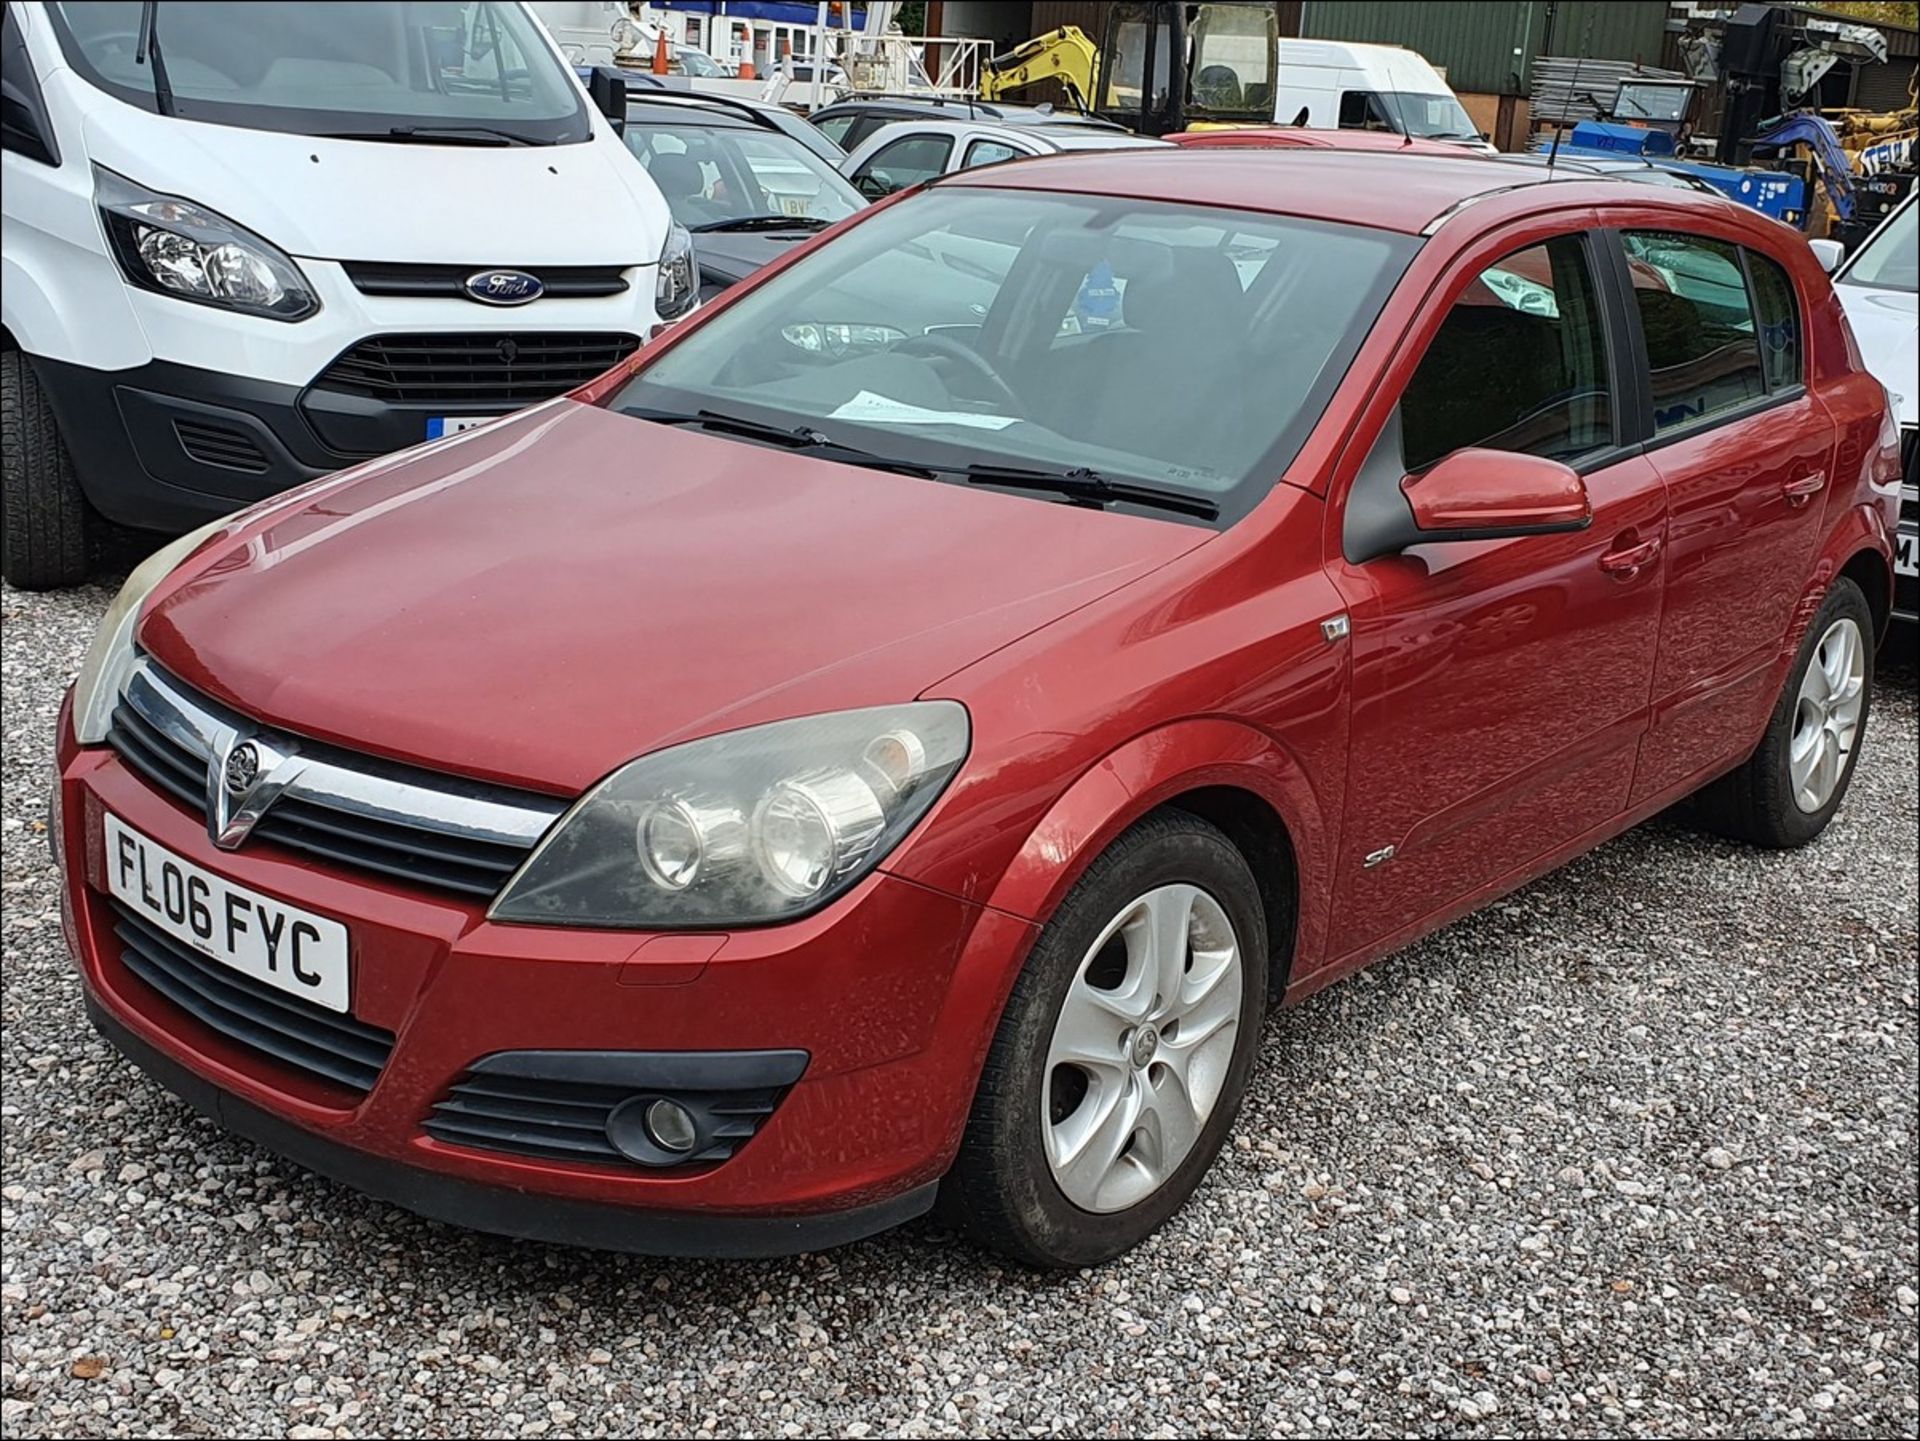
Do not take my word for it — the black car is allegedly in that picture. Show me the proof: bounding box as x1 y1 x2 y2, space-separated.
808 95 1125 154
622 94 868 299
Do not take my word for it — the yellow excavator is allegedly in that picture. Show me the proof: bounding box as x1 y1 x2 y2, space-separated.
978 1 1279 136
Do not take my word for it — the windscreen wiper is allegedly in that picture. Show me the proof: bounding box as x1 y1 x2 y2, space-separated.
134 0 176 118
383 125 537 145
692 215 834 233
963 464 1220 520
622 407 936 476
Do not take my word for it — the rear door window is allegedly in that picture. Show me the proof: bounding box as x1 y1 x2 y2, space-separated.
1620 231 1766 434
1401 234 1615 471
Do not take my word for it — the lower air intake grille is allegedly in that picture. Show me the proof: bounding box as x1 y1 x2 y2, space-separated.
110 900 393 1094
424 1049 807 1169
312 332 641 406
173 417 270 474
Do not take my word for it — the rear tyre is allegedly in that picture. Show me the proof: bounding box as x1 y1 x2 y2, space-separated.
0 349 91 590
1694 577 1874 849
939 811 1267 1268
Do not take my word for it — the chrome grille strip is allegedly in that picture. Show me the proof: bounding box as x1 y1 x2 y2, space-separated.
121 658 566 852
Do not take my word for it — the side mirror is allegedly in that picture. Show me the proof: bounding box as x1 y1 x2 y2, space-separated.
1400 448 1592 540
1807 237 1845 274
854 169 896 199
585 66 627 136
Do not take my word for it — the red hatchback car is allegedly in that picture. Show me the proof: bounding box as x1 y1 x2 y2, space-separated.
55 150 1902 1267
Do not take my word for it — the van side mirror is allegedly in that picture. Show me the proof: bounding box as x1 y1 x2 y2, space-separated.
585 66 627 136
1401 449 1592 540
1807 237 1845 274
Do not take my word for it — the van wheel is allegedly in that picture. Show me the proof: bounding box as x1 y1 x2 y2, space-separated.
1694 577 1874 849
938 811 1267 1268
1 349 91 590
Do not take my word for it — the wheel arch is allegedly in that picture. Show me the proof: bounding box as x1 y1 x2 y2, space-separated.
1840 544 1892 644
978 718 1330 997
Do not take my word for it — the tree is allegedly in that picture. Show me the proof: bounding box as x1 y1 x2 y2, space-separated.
1792 1 1919 27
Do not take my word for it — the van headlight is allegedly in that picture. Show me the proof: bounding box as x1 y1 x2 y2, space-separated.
69 517 235 746
654 222 698 322
490 703 968 927
95 166 319 321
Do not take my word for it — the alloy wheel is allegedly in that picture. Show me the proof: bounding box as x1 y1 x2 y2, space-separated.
1790 616 1866 813
1041 884 1243 1214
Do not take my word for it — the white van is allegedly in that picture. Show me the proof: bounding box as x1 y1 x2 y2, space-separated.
0 1 692 589
1273 38 1495 153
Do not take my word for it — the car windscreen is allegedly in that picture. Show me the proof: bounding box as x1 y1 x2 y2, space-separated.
611 188 1416 524
624 114 865 229
1840 200 1917 293
45 1 590 145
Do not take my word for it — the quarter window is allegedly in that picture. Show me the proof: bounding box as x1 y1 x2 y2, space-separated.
1401 235 1615 472
1745 250 1803 392
1621 231 1765 433
962 139 1024 170
812 112 857 148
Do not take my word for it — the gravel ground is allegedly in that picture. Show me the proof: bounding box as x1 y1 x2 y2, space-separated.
3 575 1915 1440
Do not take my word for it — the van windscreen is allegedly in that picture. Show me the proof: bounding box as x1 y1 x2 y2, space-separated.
46 1 591 146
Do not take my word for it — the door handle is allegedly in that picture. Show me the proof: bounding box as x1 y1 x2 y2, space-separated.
1783 474 1825 508
1599 533 1662 578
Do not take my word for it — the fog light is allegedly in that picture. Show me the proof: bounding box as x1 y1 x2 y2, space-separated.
644 1098 698 1154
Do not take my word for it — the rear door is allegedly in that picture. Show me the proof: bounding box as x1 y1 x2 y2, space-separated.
1612 229 1836 802
1325 224 1669 958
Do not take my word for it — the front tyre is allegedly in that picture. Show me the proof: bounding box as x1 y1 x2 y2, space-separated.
0 349 91 590
1695 576 1875 849
940 811 1267 1268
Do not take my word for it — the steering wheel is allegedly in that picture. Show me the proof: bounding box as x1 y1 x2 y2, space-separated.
892 332 1022 413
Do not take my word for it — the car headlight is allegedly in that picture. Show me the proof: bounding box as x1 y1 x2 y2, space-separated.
490 703 969 928
95 165 319 321
70 517 236 746
655 221 698 322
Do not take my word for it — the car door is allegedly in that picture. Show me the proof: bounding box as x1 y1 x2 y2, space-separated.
847 130 955 199
1324 227 1669 958
1613 229 1838 803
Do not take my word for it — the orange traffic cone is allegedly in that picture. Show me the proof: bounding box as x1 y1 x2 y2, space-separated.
652 29 670 75
780 36 792 70
738 54 756 80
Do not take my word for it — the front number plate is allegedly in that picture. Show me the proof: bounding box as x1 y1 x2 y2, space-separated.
1896 530 1918 579
426 416 492 440
104 814 350 1013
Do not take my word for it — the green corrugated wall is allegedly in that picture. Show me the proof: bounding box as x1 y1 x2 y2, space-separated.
1296 1 1671 96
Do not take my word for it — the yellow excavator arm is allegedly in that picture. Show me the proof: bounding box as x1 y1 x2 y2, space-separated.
978 26 1099 115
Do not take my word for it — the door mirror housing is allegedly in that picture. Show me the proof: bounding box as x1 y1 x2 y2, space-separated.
1807 237 1845 274
1401 448 1593 541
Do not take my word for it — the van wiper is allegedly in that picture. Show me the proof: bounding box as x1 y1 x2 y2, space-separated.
963 464 1219 519
134 0 177 118
692 215 834 233
385 124 537 145
622 406 936 476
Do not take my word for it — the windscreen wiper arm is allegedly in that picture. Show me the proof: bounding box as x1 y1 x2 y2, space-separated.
692 215 834 233
622 407 936 476
963 463 1220 519
384 124 537 145
135 0 177 118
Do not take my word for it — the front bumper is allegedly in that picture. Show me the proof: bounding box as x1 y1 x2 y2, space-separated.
56 713 1035 1254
